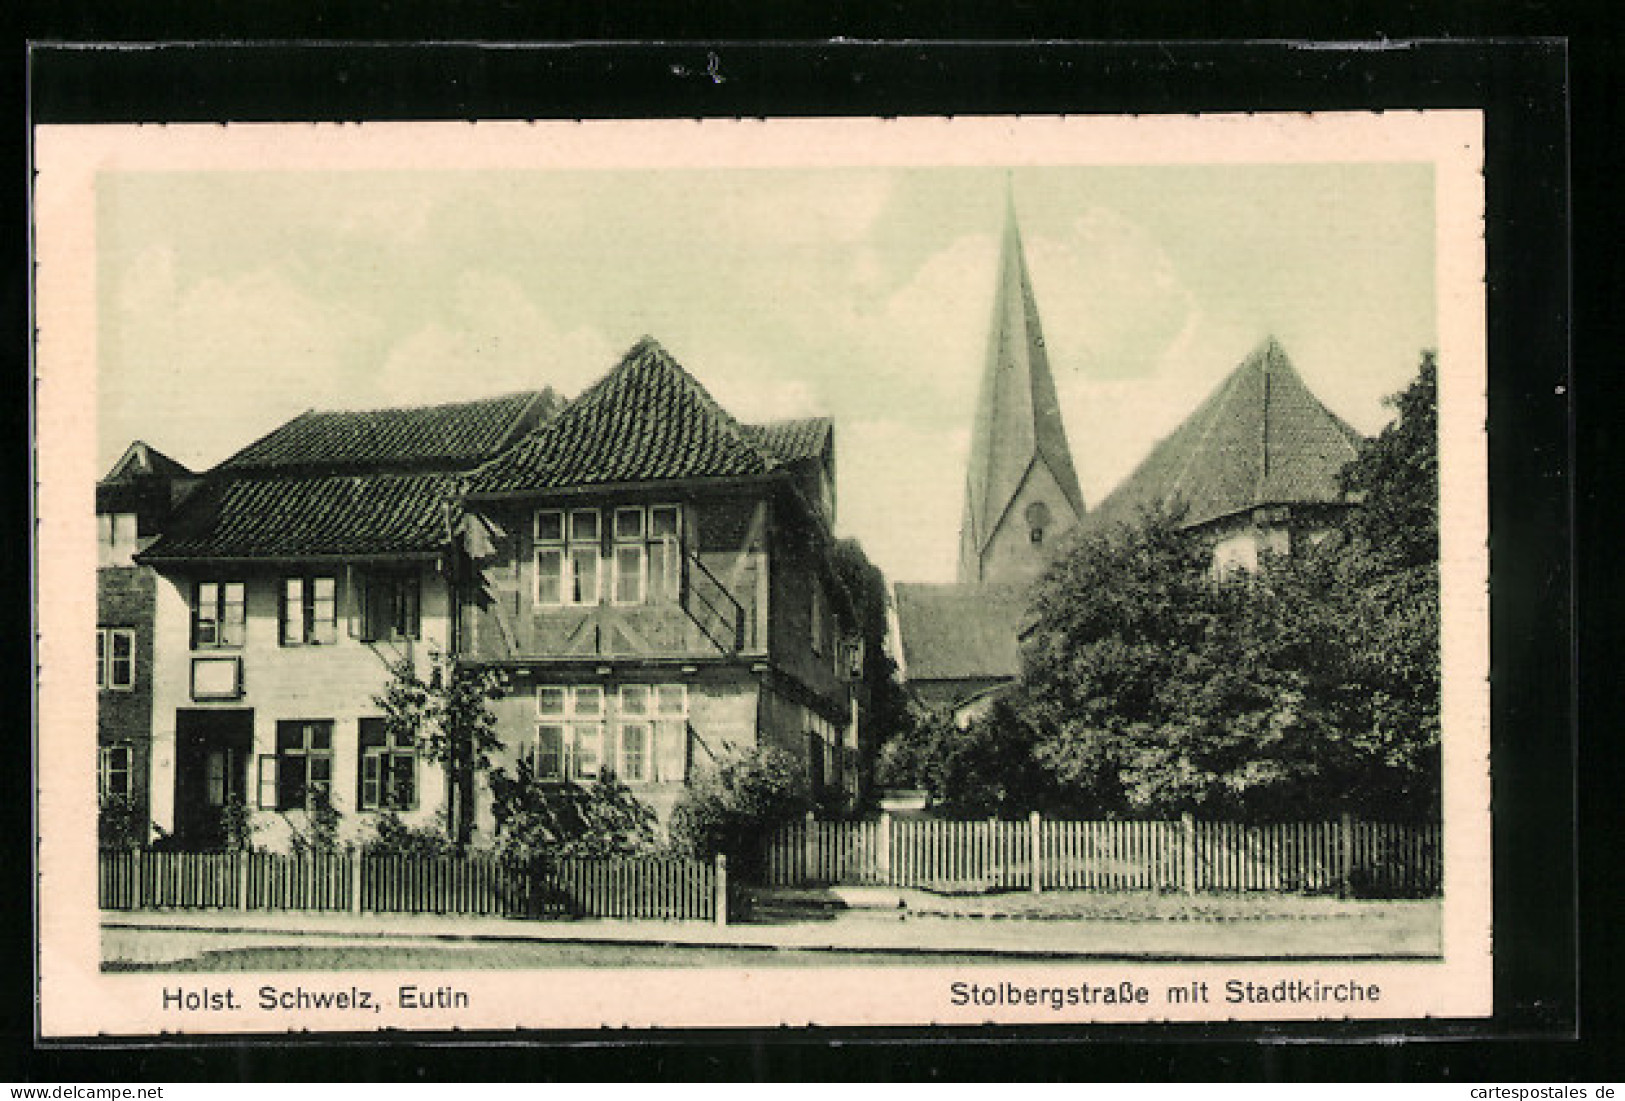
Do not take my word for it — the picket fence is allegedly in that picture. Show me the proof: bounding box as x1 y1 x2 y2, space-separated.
99 848 725 922
765 813 1441 897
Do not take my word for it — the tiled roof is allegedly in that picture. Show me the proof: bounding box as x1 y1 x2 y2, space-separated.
140 393 547 562
101 440 194 486
141 472 460 559
892 581 1030 683
222 390 552 472
747 417 832 466
97 441 199 518
1085 338 1364 532
466 338 781 495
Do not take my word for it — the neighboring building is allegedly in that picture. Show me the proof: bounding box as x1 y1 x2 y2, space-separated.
1082 336 1364 571
96 442 200 835
457 337 862 827
894 195 1085 717
134 392 552 849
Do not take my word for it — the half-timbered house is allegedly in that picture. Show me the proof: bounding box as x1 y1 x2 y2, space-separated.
456 337 861 828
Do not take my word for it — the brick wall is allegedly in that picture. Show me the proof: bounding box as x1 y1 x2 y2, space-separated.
98 566 156 822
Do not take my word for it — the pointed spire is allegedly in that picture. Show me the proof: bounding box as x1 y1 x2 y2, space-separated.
957 192 1086 583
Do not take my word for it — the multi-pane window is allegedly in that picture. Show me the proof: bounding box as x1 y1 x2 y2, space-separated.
648 505 683 602
534 685 604 781
98 743 132 800
612 508 647 605
535 509 601 606
96 627 135 690
262 720 333 811
535 505 683 607
358 717 417 811
281 576 337 646
534 683 686 784
359 573 420 641
192 581 246 649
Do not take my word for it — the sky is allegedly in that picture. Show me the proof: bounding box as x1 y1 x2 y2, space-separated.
96 162 1435 583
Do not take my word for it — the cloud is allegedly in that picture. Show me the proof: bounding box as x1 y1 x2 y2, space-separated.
372 270 620 405
100 245 382 471
837 418 971 584
719 172 894 247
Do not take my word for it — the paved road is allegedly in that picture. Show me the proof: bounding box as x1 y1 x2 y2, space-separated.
103 898 1442 969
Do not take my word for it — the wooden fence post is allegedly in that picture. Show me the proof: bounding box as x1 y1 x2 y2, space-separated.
237 850 250 910
1339 812 1355 898
350 850 364 914
132 846 144 910
803 809 818 884
877 812 893 886
714 854 728 926
1182 813 1197 895
1029 811 1043 894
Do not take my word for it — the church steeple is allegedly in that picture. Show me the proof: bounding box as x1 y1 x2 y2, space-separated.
957 190 1086 584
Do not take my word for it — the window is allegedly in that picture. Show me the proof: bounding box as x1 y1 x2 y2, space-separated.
193 581 246 649
1025 501 1051 546
96 627 135 690
360 573 420 641
358 718 416 811
613 507 646 605
532 683 684 784
533 686 605 781
263 720 333 811
535 509 601 606
280 576 337 646
648 505 683 602
98 743 132 800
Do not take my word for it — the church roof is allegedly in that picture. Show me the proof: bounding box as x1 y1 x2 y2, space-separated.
1086 337 1364 532
892 580 1030 684
466 337 793 496
959 198 1085 570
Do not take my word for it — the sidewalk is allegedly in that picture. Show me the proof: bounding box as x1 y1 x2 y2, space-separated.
102 894 1442 963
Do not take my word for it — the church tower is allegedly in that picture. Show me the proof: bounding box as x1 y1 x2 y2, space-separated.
956 193 1086 584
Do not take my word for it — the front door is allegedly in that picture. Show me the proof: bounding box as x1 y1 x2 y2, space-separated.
174 709 252 848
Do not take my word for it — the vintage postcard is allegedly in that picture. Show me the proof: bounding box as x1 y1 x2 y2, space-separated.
34 112 1489 1036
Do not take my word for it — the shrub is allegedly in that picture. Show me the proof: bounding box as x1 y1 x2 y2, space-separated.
668 746 809 878
285 792 340 855
362 810 458 858
98 794 147 848
487 762 659 862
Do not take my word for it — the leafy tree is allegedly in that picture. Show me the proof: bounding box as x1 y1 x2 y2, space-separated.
829 537 915 799
906 699 1080 819
286 791 341 855
668 745 808 877
486 764 658 861
1341 351 1438 568
1019 353 1442 821
374 653 507 844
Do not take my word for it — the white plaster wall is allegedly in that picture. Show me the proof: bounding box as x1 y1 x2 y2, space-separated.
147 564 452 850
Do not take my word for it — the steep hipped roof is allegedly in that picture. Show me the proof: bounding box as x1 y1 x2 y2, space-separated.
1087 337 1365 532
222 390 552 472
892 581 1029 683
958 198 1086 578
466 337 784 495
141 393 544 562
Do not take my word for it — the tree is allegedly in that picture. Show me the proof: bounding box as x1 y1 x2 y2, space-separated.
829 537 915 801
374 653 507 844
668 746 808 877
1018 352 1442 821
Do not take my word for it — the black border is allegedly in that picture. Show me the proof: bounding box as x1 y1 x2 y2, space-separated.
14 37 1590 1080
